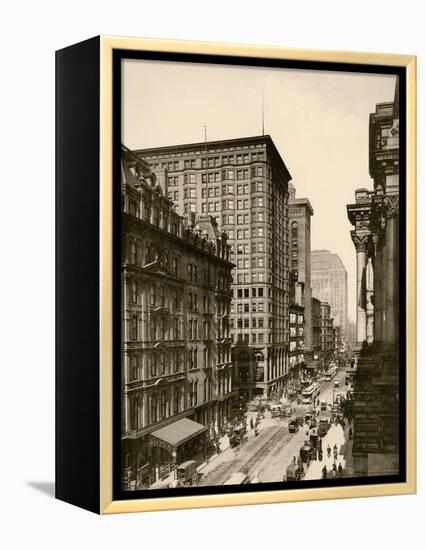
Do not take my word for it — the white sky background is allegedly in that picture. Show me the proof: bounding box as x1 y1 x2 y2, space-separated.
122 59 397 322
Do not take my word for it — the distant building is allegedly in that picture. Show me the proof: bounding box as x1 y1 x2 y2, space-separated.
121 145 234 489
135 135 292 400
311 250 348 337
288 183 314 362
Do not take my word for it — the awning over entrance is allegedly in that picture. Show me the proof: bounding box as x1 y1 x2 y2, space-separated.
149 418 207 454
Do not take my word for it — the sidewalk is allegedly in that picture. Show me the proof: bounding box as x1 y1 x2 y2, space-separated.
339 422 354 477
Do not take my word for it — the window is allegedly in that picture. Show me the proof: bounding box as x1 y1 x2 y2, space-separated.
228 170 234 179
130 242 137 264
130 281 137 304
130 317 138 340
228 200 234 209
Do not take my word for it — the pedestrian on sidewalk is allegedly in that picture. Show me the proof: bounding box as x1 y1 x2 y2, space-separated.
250 418 254 430
338 463 343 477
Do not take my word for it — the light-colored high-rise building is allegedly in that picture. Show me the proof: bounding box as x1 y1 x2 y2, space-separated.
311 250 348 338
134 135 292 400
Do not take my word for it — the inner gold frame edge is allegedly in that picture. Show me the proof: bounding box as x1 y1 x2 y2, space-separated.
99 36 417 514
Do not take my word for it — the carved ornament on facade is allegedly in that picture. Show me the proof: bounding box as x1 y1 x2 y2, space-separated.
350 231 370 253
383 194 399 218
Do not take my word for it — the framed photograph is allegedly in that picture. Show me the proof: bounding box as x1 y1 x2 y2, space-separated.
56 36 416 514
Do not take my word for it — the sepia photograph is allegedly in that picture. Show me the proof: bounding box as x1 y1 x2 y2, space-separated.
118 55 403 494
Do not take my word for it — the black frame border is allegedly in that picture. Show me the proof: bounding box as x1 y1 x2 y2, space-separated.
112 48 407 502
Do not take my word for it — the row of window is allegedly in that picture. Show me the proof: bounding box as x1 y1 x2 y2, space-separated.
235 256 272 270
152 151 267 172
290 327 304 337
289 313 304 324
201 181 267 196
170 166 268 186
236 287 268 299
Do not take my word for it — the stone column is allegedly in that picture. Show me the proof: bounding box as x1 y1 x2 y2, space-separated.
384 195 399 345
372 234 382 343
366 257 374 344
351 232 369 347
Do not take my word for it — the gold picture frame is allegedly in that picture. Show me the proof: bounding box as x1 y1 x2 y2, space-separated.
56 35 416 514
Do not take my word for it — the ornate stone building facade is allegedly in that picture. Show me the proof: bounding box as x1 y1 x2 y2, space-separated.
347 78 400 476
121 145 234 489
135 135 292 400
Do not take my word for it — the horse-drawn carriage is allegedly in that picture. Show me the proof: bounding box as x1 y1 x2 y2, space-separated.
229 424 248 448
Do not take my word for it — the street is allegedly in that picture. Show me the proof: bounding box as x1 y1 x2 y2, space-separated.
199 366 349 486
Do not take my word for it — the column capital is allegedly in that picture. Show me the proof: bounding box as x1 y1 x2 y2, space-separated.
351 231 369 253
383 194 399 218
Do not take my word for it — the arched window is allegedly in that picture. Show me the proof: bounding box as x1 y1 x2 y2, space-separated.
291 221 298 239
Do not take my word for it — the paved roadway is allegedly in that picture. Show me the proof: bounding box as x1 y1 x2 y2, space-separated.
199 365 349 486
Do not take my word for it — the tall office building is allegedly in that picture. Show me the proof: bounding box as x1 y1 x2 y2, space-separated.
311 250 348 338
288 182 314 360
135 135 292 400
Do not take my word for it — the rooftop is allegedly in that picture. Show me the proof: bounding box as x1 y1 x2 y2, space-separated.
134 134 292 183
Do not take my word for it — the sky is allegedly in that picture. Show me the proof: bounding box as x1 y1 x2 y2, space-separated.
122 59 397 322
